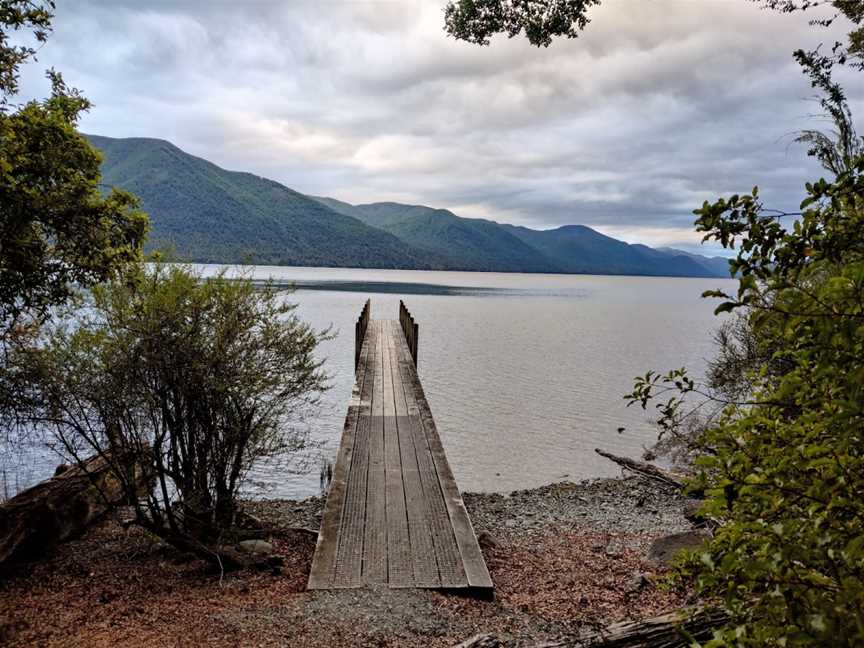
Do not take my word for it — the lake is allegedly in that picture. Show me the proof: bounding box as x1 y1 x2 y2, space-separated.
217 265 734 499
1 266 735 500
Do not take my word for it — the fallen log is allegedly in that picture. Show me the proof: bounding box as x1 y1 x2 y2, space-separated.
595 449 685 489
453 608 729 647
0 453 148 566
578 607 728 647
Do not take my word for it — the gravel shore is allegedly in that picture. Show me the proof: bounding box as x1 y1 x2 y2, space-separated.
1 478 697 648
244 476 691 537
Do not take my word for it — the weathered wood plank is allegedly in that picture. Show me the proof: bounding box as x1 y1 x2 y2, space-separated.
389 321 454 586
331 322 378 587
388 323 440 587
362 323 387 583
399 416 451 588
383 326 413 587
307 304 374 589
392 327 467 588
389 322 409 419
392 323 493 591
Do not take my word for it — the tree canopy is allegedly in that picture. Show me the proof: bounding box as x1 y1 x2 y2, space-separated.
0 0 53 104
0 1 148 339
444 0 600 47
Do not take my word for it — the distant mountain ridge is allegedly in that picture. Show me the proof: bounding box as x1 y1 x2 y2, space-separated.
89 135 436 269
89 134 731 278
313 198 731 278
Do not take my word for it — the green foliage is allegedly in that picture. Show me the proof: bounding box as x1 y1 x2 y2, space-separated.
0 81 148 333
629 159 864 645
0 5 148 339
12 264 329 541
792 49 863 176
756 1 864 71
0 0 53 104
443 0 600 47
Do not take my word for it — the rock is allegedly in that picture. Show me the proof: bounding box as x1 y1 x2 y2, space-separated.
237 539 273 556
477 531 499 550
624 570 649 594
605 537 627 557
683 498 707 523
648 530 710 566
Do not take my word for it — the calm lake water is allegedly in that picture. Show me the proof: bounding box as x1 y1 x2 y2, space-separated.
220 265 733 499
2 266 735 500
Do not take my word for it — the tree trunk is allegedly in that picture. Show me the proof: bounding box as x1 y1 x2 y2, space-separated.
0 452 149 566
594 449 685 489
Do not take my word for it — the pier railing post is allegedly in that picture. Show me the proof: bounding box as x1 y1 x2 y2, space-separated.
355 299 370 371
398 300 419 366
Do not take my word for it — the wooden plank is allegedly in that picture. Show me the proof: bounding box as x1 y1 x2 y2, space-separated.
396 417 445 588
383 324 413 587
388 322 442 587
362 322 387 583
307 305 374 589
331 322 378 587
392 325 467 588
393 322 492 591
389 322 409 418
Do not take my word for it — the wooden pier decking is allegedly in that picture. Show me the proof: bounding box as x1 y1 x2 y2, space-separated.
308 302 493 593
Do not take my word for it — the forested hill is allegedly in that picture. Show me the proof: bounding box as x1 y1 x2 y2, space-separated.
313 198 730 277
88 135 436 269
89 135 730 277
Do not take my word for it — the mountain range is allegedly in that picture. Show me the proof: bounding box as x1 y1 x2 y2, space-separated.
89 135 731 278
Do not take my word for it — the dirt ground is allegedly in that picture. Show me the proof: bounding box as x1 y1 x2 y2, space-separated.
0 479 695 647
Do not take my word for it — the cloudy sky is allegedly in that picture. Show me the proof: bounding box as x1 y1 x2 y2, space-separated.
19 0 863 253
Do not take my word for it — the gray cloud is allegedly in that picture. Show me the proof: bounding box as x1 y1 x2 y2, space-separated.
21 0 863 253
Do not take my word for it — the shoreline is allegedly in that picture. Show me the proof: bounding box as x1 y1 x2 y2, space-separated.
244 476 692 538
0 477 697 647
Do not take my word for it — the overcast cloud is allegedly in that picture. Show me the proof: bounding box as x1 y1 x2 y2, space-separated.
19 0 864 253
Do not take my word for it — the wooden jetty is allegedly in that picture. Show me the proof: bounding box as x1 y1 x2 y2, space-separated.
308 301 493 594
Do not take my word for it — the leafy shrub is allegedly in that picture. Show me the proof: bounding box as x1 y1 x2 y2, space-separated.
13 264 329 553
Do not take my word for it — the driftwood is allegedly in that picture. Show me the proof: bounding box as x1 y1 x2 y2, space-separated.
0 452 312 573
453 608 728 647
0 453 148 566
578 607 728 646
595 449 685 489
